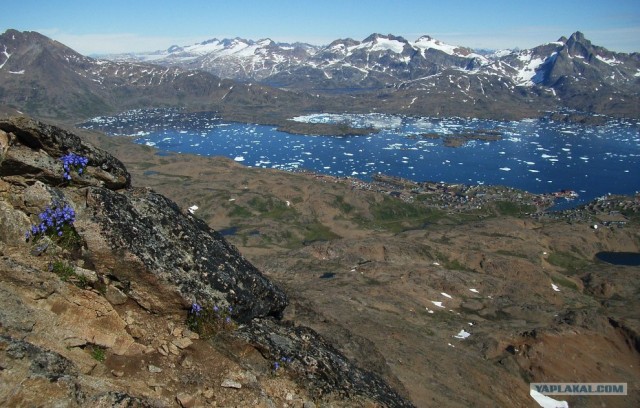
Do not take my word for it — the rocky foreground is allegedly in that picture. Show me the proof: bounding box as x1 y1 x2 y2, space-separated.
0 116 414 407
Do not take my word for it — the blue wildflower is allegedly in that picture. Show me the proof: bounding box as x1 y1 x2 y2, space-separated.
26 201 76 241
190 303 202 315
60 153 89 181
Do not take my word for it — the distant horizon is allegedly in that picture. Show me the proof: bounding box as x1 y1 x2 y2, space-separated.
2 1 639 54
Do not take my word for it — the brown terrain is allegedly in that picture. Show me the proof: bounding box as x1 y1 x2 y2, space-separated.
80 126 640 407
1 115 639 407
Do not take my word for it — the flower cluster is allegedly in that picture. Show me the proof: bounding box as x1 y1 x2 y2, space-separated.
60 153 89 181
25 201 76 240
273 356 293 372
187 302 236 339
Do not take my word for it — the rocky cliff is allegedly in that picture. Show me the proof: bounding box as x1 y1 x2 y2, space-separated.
0 116 414 407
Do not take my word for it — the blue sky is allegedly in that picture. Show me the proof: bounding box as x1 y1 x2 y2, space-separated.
2 0 639 54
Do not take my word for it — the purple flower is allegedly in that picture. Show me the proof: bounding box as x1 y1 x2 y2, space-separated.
59 153 88 181
190 303 202 315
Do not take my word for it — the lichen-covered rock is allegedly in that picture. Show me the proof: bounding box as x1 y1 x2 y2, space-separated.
0 116 130 189
236 319 415 408
0 335 160 407
82 186 288 321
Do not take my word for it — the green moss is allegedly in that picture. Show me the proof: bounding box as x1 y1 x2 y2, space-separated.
228 204 253 218
51 260 75 282
551 274 579 291
333 195 355 214
494 201 536 216
303 222 340 243
90 346 106 362
495 249 530 260
363 196 446 233
547 251 590 273
247 196 295 220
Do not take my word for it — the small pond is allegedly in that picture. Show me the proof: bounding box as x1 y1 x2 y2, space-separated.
595 252 640 266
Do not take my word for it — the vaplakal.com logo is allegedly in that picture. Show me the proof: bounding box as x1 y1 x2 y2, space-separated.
530 383 628 395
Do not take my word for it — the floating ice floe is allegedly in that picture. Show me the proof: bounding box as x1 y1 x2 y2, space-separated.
551 284 561 292
188 205 198 214
234 156 245 162
454 330 471 339
499 167 511 171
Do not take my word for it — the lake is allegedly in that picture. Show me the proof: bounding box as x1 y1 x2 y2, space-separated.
595 252 640 266
79 109 640 209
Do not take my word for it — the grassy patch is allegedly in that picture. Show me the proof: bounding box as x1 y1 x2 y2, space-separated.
494 201 537 216
547 251 590 273
51 260 75 281
302 222 340 244
90 346 106 362
333 195 355 214
228 204 253 218
495 249 530 260
50 260 89 288
363 196 446 233
551 274 579 291
248 196 296 220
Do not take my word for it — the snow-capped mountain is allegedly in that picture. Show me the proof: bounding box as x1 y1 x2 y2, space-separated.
1 29 638 121
0 29 321 121
106 32 640 118
108 37 317 82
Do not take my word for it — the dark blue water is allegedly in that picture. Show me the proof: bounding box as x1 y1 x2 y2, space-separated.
595 252 640 266
79 109 640 209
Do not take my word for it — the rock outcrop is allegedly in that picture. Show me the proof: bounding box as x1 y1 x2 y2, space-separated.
0 116 414 407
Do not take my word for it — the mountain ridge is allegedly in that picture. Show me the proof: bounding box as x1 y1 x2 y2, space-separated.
0 28 639 126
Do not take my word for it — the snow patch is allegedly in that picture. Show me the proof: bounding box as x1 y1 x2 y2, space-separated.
454 330 471 339
529 389 569 408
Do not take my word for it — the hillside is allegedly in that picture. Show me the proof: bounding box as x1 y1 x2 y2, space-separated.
76 119 640 407
0 116 414 407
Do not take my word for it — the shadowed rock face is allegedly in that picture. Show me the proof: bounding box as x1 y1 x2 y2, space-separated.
0 116 415 407
85 186 289 321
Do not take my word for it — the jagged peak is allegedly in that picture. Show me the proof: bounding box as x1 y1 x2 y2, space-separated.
362 33 408 44
568 31 586 43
